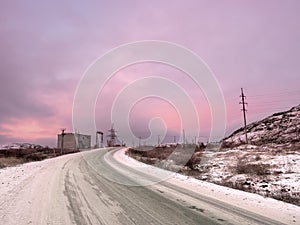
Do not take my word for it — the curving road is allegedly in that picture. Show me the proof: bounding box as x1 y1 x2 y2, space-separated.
0 148 289 225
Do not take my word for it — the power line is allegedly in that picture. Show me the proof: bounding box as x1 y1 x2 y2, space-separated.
225 88 300 102
247 89 300 98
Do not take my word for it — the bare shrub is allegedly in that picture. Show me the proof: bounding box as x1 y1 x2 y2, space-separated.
24 153 48 161
195 143 206 152
127 146 204 170
236 160 270 176
255 155 262 161
273 191 300 206
186 152 203 169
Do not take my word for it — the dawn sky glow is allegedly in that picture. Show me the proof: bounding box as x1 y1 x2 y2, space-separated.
1 0 300 146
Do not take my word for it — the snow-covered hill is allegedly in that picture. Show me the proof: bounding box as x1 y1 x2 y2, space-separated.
223 104 300 148
194 104 300 206
0 143 44 150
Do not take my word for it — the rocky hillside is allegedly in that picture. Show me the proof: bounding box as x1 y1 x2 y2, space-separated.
197 104 300 206
222 104 300 148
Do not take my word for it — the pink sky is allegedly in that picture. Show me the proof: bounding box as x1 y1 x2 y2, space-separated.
0 0 299 146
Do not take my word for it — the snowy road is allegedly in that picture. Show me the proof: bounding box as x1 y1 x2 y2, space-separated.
0 148 299 225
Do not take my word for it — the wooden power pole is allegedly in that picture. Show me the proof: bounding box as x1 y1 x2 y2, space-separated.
157 135 160 147
139 136 141 148
239 88 248 144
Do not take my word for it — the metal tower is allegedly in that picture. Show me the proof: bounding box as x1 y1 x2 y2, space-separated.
107 124 118 147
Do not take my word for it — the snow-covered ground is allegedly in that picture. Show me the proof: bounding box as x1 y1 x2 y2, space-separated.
192 145 300 206
0 154 71 195
115 148 300 224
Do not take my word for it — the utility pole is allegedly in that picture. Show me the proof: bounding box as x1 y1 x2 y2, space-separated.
139 136 141 148
173 136 176 144
239 88 248 144
182 129 186 145
157 135 160 146
60 128 66 155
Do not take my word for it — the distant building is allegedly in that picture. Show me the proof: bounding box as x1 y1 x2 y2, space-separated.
57 133 91 150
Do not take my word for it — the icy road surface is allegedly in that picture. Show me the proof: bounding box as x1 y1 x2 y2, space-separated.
0 148 299 225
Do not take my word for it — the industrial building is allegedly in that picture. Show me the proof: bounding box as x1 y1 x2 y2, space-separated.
57 132 91 150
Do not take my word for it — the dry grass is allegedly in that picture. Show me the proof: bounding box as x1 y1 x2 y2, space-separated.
0 148 80 169
127 145 205 171
0 157 26 168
